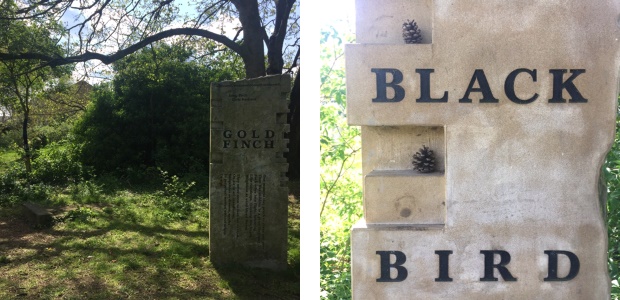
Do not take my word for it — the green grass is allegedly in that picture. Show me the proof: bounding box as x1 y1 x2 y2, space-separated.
0 177 300 299
0 148 19 172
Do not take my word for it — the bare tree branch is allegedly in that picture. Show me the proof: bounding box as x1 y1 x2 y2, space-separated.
232 26 243 42
285 46 299 74
193 0 229 28
2 0 299 79
0 27 243 68
10 0 67 20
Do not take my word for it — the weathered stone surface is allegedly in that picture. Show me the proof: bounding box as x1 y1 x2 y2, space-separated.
347 0 620 298
365 170 445 225
356 0 433 44
209 75 289 270
22 202 53 228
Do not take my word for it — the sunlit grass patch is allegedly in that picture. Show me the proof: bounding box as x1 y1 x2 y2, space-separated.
0 177 299 299
0 149 18 165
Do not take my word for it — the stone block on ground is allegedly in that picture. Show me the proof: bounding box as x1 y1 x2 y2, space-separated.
21 202 53 228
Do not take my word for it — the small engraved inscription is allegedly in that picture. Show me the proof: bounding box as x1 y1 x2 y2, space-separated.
221 173 266 244
222 173 240 237
245 174 266 243
228 92 258 102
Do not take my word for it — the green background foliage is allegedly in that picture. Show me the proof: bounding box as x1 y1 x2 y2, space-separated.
319 25 362 300
606 97 620 299
73 43 236 175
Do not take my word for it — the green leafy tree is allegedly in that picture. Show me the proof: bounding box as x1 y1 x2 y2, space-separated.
319 25 362 300
0 1 70 172
34 77 92 123
74 43 234 174
0 0 301 179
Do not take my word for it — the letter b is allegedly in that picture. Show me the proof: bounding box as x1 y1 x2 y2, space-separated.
371 68 405 102
376 251 408 282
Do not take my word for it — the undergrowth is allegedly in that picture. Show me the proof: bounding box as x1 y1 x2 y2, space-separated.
0 172 300 299
0 140 300 298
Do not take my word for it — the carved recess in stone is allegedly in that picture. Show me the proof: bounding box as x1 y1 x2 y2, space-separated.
356 0 433 44
361 126 446 225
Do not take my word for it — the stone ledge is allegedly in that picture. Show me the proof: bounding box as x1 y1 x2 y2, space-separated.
367 169 445 177
353 220 444 231
22 202 53 228
364 172 446 224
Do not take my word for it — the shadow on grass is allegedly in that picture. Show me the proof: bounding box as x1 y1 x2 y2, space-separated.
0 214 208 263
0 204 300 299
213 263 300 300
0 177 301 299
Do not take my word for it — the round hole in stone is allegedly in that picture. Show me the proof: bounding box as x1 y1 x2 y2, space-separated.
400 208 412 218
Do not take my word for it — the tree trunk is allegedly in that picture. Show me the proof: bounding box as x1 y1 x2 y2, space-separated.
266 0 295 75
22 109 31 173
231 0 266 78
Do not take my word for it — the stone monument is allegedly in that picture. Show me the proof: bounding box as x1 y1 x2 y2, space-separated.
346 0 620 298
209 75 290 270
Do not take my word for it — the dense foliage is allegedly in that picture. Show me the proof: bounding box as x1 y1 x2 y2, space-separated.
73 44 235 175
319 26 362 300
606 97 620 298
0 0 71 172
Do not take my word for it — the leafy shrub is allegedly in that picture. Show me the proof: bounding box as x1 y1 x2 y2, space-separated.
0 171 52 206
320 232 353 300
21 182 52 202
31 141 90 185
70 180 103 204
0 163 30 207
155 168 196 220
56 206 97 223
160 168 195 197
0 140 89 207
73 44 233 175
320 178 362 300
30 122 74 150
0 119 22 149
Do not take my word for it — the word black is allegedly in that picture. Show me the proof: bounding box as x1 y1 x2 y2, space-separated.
371 68 587 104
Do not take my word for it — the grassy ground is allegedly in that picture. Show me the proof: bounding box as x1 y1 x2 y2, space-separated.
0 176 300 299
0 148 19 172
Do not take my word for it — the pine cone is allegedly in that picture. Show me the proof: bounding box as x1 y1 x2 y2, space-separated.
402 19 423 44
412 145 436 173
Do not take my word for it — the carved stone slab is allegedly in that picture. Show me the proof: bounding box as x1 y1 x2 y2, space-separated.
209 75 289 270
347 0 620 298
